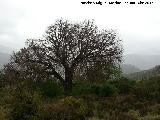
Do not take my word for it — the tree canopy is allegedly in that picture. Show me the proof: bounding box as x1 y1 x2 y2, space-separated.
4 19 123 92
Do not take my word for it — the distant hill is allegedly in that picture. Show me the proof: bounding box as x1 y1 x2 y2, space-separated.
124 54 160 70
0 52 10 69
121 64 141 74
126 65 160 80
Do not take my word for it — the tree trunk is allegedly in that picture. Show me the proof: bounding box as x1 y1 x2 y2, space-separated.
64 69 73 94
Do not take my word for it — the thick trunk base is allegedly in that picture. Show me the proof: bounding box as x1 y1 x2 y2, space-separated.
64 70 73 95
64 81 72 95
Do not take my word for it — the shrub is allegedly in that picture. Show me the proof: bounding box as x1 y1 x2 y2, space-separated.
95 95 136 119
37 81 63 98
9 88 41 120
72 79 121 97
72 81 92 96
127 110 140 119
90 84 100 95
140 114 160 120
0 70 5 88
149 104 160 115
134 76 160 100
0 88 13 120
39 96 89 120
72 81 118 97
116 112 138 120
0 106 9 120
134 101 153 116
108 77 136 94
98 83 118 97
0 88 13 106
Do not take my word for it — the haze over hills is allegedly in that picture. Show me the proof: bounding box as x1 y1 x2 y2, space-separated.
0 45 17 69
126 65 160 80
123 54 160 70
121 64 141 74
0 52 10 69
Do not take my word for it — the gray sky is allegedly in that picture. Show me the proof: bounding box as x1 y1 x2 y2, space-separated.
0 0 160 55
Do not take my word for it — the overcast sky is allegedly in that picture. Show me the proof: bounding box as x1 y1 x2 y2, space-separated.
0 0 160 55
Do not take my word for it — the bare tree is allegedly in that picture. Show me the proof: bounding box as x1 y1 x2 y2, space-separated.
5 19 123 92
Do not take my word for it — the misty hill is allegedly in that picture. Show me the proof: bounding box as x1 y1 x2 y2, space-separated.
121 64 141 74
126 65 160 80
124 54 160 70
0 52 10 69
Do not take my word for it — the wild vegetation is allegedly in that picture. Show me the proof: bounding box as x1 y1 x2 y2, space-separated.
0 19 160 120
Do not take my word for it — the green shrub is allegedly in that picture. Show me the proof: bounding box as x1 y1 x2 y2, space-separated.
72 81 117 97
0 88 13 120
72 81 92 96
90 84 100 95
134 76 160 100
98 83 117 97
0 88 13 106
9 89 41 120
108 77 136 94
38 81 63 98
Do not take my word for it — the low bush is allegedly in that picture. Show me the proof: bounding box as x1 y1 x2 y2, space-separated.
9 88 41 120
39 96 90 120
140 114 160 120
108 77 136 94
134 76 160 100
36 81 63 99
0 70 5 88
98 83 118 97
95 95 136 119
134 101 153 116
148 104 160 115
72 80 118 97
0 106 10 120
72 81 93 96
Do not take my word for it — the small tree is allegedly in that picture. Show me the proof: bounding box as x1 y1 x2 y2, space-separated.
5 19 123 92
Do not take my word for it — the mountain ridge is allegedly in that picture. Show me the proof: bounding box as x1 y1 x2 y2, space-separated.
123 54 160 70
126 65 160 80
121 64 141 74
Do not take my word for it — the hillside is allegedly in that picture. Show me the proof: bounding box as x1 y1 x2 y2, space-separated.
126 65 160 80
121 64 141 74
124 54 160 70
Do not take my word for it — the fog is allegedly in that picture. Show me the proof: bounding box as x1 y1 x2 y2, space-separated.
0 0 160 55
